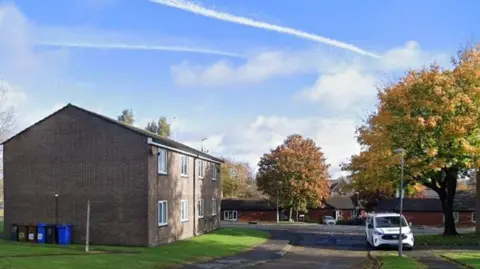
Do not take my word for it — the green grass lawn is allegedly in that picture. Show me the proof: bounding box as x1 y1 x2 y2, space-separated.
443 252 480 269
376 252 425 269
415 233 480 246
0 228 269 269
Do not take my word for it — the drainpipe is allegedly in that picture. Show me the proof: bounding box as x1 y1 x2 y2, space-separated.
193 156 197 237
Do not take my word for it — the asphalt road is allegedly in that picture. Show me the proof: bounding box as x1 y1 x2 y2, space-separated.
250 228 368 269
221 222 476 269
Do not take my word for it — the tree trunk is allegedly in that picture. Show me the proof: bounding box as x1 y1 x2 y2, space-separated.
296 209 299 222
289 207 293 222
443 168 459 236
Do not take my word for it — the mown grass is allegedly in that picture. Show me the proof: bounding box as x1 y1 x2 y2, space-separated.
0 228 269 269
375 252 425 269
415 233 480 246
443 252 480 269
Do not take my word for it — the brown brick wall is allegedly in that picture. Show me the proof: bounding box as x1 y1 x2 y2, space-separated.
147 147 220 246
392 212 475 227
3 106 150 246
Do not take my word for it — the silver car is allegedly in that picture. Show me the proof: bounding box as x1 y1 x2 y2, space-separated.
323 216 336 225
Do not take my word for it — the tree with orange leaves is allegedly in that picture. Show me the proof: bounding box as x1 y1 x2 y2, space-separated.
343 44 480 235
256 134 330 220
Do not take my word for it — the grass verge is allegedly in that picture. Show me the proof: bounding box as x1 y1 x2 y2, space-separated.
415 233 480 246
442 252 480 269
374 252 425 269
0 228 269 269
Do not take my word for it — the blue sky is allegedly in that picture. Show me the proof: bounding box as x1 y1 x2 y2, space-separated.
0 0 478 176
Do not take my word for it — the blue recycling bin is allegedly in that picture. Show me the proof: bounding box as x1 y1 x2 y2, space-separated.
36 223 47 243
56 224 73 245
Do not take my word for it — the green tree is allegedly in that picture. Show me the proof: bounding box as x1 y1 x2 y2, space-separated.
145 116 171 138
256 134 330 220
117 109 134 125
157 116 171 138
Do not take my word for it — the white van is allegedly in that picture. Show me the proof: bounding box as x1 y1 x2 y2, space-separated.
365 213 414 249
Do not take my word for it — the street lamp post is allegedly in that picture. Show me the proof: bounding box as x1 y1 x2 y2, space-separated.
394 148 405 257
201 138 207 152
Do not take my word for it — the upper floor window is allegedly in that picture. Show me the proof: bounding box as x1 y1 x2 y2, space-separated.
212 164 218 181
158 149 167 174
198 160 205 179
181 155 188 177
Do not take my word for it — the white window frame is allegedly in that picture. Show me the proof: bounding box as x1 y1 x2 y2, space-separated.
212 198 217 216
181 200 189 222
224 210 238 221
181 155 188 177
198 199 204 218
472 212 476 223
198 160 205 179
158 149 167 175
158 200 168 227
212 164 217 181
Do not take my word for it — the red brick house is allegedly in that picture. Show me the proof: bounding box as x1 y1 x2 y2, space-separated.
221 199 280 222
2 104 223 246
307 195 366 223
373 193 476 227
222 195 364 223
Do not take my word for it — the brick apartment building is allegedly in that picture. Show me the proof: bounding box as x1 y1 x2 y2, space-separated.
2 104 223 246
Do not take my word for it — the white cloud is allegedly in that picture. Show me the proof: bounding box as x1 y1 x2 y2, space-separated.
184 115 361 177
297 69 377 110
149 0 379 57
171 41 447 89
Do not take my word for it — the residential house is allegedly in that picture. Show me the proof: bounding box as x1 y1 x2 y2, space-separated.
2 104 223 246
221 199 279 222
373 192 476 227
222 195 364 223
308 195 365 222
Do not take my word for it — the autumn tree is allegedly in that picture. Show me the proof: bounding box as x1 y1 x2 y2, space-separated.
256 134 330 220
117 109 134 125
221 158 262 198
343 44 480 235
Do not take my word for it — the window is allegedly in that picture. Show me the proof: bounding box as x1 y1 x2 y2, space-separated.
158 149 167 174
181 155 188 177
212 164 218 181
454 212 459 223
198 160 205 179
212 198 217 216
158 201 168 226
224 210 238 221
181 200 189 222
473 212 476 223
198 199 204 218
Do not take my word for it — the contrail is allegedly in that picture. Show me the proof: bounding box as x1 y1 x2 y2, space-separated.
37 41 244 58
149 0 380 58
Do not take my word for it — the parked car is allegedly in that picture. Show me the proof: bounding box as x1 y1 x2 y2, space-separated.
323 216 337 225
365 213 414 250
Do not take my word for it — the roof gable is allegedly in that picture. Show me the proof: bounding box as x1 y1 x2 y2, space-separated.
2 103 223 163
